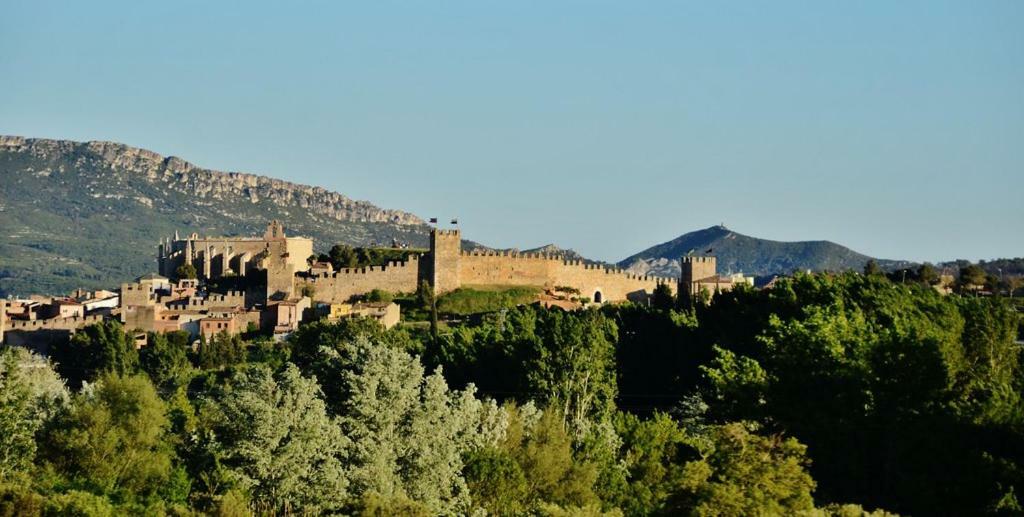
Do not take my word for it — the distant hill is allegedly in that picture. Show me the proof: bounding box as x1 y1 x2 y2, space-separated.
0 136 432 296
618 225 906 279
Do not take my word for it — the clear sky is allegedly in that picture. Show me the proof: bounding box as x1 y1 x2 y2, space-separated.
2 1 1021 263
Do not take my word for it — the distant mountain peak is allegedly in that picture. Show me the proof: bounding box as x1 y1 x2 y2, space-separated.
619 226 901 279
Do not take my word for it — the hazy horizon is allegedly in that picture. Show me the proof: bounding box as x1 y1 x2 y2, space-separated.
2 1 1021 263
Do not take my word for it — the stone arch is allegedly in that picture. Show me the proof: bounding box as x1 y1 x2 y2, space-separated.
593 290 603 304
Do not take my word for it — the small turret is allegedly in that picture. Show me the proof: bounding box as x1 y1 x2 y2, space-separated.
265 220 286 240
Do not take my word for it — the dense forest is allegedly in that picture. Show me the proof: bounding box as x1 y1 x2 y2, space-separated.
1 272 1022 516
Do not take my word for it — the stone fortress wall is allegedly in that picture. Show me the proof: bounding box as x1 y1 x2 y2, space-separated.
300 228 675 305
680 256 717 296
297 256 422 304
150 222 733 308
3 313 106 351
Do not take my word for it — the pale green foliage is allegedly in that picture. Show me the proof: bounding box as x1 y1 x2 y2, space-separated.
355 492 432 516
45 489 116 516
0 348 69 481
464 446 529 516
334 336 504 515
610 412 693 516
1 347 69 418
467 402 605 515
953 297 1023 424
675 423 816 516
205 363 348 513
44 374 171 495
525 309 619 441
536 502 625 517
506 404 601 511
212 489 251 517
799 503 901 516
701 345 768 418
0 351 38 480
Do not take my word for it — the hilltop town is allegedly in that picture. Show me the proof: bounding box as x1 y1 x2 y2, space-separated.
0 220 754 350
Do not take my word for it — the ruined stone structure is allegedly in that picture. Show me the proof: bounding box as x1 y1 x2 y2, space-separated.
157 220 313 288
299 228 676 305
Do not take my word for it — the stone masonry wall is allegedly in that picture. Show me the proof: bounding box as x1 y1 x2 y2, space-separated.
297 255 421 304
430 230 462 293
459 251 673 302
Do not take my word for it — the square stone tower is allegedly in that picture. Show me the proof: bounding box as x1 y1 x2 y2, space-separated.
680 256 717 296
429 229 462 294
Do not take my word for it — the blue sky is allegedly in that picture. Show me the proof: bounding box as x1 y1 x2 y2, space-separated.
2 1 1021 263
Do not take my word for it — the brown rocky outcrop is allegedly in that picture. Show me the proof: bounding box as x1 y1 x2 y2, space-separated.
1 136 423 225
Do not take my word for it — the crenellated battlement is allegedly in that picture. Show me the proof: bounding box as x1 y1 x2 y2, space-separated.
6 314 105 331
681 256 715 264
287 223 681 306
307 254 420 281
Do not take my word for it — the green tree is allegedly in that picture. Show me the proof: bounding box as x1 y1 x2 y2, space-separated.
917 263 939 285
525 309 619 440
502 404 600 511
203 364 348 513
952 297 1022 423
669 423 816 516
651 283 675 311
959 264 988 289
0 348 69 482
328 244 359 270
288 317 417 410
175 263 197 280
40 374 172 496
140 331 192 389
354 492 431 516
416 279 435 309
0 347 68 420
300 283 316 298
463 447 529 515
417 279 439 342
332 336 504 515
366 289 394 303
54 320 138 387
863 260 883 276
690 272 1021 514
610 412 695 516
0 351 39 481
196 331 245 370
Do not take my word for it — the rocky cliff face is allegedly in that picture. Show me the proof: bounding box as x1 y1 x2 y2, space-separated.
0 136 423 225
0 135 431 296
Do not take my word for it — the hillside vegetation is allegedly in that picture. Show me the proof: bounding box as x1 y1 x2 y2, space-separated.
2 273 1021 515
0 136 429 296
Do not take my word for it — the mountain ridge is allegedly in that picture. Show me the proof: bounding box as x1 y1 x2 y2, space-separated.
1 135 918 296
0 135 431 296
0 135 423 225
618 225 907 279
